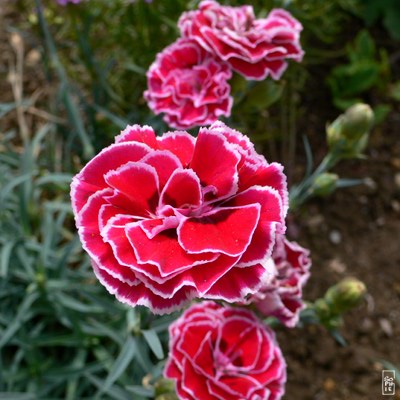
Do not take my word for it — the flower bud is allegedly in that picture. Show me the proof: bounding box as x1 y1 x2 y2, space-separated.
154 378 176 397
327 104 374 155
311 173 338 196
325 277 367 314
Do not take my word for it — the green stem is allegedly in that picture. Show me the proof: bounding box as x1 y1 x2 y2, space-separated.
289 150 340 210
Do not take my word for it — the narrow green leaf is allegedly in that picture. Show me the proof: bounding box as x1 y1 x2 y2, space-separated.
142 329 164 360
90 103 130 129
0 174 33 205
35 173 73 187
0 292 39 348
0 393 36 400
87 373 132 400
126 385 155 398
55 292 103 314
97 336 137 397
0 241 15 277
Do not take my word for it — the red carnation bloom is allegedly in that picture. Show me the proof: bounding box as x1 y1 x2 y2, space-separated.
179 1 304 80
71 122 288 314
165 301 286 400
247 235 311 327
144 38 233 129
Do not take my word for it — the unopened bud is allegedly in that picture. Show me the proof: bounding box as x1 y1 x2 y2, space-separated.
311 173 338 196
314 298 331 320
327 104 374 155
154 378 176 397
325 277 367 314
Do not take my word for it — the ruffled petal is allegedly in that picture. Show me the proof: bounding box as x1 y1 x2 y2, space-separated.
190 128 240 199
126 224 218 277
178 205 260 256
104 161 159 216
115 124 159 148
227 186 285 266
141 150 182 189
71 142 151 215
160 168 202 209
158 131 196 167
92 261 195 314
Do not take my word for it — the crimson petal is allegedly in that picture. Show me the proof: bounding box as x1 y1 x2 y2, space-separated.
238 162 288 216
92 261 195 314
228 186 285 266
104 161 159 216
160 168 202 209
71 142 151 216
157 131 195 167
115 124 159 148
126 224 218 276
141 150 182 189
205 261 274 302
190 128 240 199
178 205 260 256
78 189 139 284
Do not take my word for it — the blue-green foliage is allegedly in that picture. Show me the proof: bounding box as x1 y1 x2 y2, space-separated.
0 127 175 399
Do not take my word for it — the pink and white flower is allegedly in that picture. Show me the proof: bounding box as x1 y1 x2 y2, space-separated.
247 235 311 327
71 121 288 314
144 38 233 129
165 301 287 400
179 1 304 80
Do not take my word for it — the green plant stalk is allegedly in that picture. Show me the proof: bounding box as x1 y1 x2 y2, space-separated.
289 150 339 210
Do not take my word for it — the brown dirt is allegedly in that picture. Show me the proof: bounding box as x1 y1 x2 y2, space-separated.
278 109 400 400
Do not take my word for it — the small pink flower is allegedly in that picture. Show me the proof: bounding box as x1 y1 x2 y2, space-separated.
57 0 81 5
248 235 311 327
144 38 233 129
71 122 288 314
179 1 304 81
165 301 286 400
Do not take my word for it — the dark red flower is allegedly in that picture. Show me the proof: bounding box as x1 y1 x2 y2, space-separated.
165 301 286 400
179 1 304 80
144 38 233 129
71 122 288 314
247 235 311 327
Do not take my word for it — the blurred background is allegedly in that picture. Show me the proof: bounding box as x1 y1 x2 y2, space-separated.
0 0 399 399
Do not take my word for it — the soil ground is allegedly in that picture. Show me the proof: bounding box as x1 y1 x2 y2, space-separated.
278 92 400 400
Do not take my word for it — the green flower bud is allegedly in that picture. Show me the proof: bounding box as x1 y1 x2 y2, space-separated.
314 298 331 321
325 277 367 314
327 104 374 156
311 173 338 196
154 378 176 397
341 104 374 141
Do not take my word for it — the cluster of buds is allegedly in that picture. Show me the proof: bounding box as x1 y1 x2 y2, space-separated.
326 103 374 158
295 103 375 206
313 277 367 330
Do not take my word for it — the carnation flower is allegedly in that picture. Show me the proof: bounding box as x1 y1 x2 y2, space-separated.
247 235 311 327
165 301 287 400
179 1 304 80
71 121 288 314
144 38 233 129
